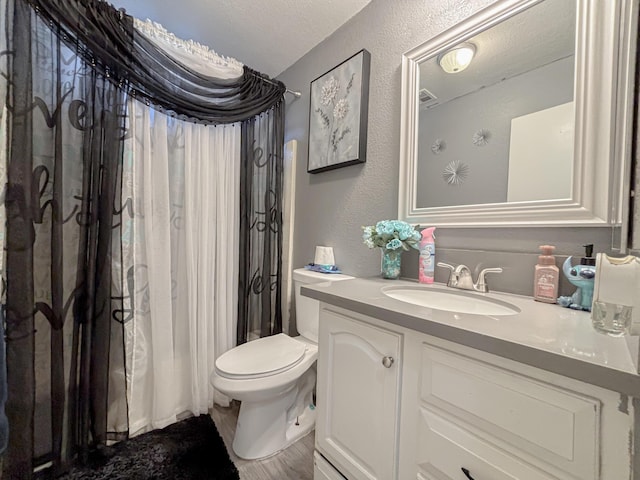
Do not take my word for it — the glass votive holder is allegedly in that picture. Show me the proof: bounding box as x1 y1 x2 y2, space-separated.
591 301 633 337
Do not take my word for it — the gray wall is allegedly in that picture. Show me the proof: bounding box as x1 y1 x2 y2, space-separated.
417 57 574 208
277 0 615 307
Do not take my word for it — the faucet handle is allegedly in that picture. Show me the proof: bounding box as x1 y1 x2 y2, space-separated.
436 262 456 288
436 262 455 272
475 267 503 293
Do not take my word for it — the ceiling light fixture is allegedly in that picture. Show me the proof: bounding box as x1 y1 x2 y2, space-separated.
437 42 476 74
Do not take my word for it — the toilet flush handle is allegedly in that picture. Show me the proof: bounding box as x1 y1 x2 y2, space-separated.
382 356 394 368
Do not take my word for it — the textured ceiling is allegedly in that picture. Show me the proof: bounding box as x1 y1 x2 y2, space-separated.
109 0 372 77
419 0 575 105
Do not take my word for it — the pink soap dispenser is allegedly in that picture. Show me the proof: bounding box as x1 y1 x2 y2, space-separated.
419 227 436 284
534 245 559 303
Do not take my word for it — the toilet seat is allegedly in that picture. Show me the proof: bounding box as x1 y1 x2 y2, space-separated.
215 333 308 380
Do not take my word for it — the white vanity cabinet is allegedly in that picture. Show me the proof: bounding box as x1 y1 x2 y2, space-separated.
315 307 402 480
314 305 636 480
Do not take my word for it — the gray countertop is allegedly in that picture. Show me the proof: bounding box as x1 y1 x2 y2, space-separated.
302 277 640 397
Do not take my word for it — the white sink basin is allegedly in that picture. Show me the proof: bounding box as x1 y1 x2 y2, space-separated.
382 286 520 316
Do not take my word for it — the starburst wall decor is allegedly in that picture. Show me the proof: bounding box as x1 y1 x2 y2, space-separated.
442 160 469 186
472 128 490 146
431 139 445 155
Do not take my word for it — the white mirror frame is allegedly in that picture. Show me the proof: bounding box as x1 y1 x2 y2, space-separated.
398 0 637 227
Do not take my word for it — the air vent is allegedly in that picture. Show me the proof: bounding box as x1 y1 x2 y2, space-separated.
419 88 435 102
419 88 438 108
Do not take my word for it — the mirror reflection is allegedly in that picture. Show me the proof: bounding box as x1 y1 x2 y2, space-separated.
416 0 576 209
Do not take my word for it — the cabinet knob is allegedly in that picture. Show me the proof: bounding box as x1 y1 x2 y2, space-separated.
461 467 476 480
381 356 394 368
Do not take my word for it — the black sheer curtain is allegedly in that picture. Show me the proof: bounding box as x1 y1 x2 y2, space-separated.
4 1 128 478
2 0 287 477
238 104 285 344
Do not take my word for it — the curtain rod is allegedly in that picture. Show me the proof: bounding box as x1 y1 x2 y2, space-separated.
253 71 301 98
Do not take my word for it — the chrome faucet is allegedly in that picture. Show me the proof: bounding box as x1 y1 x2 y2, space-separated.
437 262 503 293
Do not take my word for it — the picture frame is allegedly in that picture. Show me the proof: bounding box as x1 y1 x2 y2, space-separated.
307 49 371 173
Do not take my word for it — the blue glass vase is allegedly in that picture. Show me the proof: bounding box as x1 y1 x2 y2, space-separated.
381 249 402 279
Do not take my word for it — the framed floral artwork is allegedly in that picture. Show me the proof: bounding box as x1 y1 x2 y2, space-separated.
307 49 371 173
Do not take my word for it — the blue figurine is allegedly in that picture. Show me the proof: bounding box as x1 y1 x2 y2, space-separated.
557 244 596 311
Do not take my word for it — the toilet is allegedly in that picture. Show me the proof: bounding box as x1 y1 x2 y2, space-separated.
210 268 354 459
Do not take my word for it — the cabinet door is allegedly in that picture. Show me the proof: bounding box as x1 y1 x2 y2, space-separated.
417 408 559 480
316 308 402 480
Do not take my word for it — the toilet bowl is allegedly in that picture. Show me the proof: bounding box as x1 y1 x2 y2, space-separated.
210 268 353 460
211 333 318 459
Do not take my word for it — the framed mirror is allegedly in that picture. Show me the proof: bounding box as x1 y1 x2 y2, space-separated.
398 0 637 227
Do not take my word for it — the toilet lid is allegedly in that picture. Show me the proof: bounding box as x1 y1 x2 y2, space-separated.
215 333 307 379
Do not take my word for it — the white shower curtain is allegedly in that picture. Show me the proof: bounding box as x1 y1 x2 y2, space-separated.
120 101 240 435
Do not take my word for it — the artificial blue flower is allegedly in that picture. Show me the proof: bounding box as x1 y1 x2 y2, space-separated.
397 224 413 240
375 220 394 236
386 238 402 250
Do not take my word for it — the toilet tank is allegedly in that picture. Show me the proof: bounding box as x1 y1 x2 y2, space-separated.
292 268 354 343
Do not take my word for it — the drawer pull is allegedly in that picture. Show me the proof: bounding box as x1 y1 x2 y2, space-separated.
461 467 476 480
382 356 394 368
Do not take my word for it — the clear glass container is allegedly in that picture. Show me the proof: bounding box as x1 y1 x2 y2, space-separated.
591 301 633 336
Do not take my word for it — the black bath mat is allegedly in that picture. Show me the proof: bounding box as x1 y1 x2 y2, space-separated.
58 415 239 480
